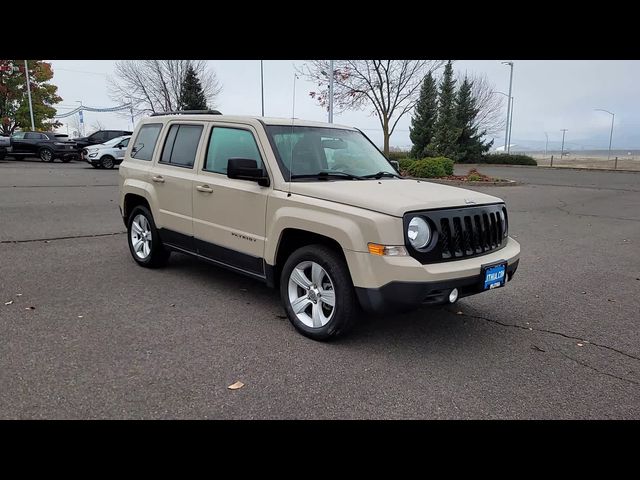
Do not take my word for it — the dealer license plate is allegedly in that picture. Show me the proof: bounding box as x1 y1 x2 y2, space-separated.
482 262 507 290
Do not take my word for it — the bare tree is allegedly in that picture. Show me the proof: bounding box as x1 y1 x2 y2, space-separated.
90 119 106 132
108 60 222 116
459 72 506 136
68 114 83 137
298 60 445 155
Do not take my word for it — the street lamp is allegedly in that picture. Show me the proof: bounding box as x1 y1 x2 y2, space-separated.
594 108 615 161
544 132 549 157
23 60 35 130
260 60 264 117
76 100 84 136
501 61 514 153
560 129 568 161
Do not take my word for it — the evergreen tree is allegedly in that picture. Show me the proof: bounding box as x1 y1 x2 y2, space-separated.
178 65 208 110
454 76 493 162
428 61 459 158
409 72 438 159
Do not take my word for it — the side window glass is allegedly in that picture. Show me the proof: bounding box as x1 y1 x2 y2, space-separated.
204 127 263 174
131 124 163 161
160 124 203 168
120 138 130 147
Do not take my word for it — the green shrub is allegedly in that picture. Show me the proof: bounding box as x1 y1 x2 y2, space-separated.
387 150 411 161
480 153 537 166
398 158 416 172
406 157 454 178
467 173 482 181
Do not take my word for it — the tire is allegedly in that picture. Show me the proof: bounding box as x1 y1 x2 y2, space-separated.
126 205 170 268
101 155 115 169
39 147 54 162
280 244 358 341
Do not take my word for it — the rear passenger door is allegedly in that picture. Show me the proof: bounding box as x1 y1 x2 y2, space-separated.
151 122 205 251
192 124 270 277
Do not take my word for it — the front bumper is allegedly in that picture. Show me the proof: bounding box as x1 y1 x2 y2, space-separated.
355 259 519 312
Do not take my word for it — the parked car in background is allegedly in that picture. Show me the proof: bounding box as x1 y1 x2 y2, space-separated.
0 134 9 160
73 130 133 150
5 131 79 162
82 135 131 169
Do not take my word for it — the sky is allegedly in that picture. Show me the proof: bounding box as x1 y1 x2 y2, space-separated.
47 60 640 151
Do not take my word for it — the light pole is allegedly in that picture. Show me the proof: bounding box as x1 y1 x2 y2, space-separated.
594 108 614 161
328 59 334 123
23 60 35 130
501 61 514 153
544 132 549 157
260 60 264 117
560 129 568 161
76 100 83 136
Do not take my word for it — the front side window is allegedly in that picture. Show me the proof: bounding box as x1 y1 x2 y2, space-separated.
160 124 203 168
204 127 263 174
265 125 396 181
120 138 130 147
11 132 25 139
131 123 163 161
24 132 42 140
91 131 107 142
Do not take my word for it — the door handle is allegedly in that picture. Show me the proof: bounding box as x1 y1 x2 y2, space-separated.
196 185 213 193
152 176 165 183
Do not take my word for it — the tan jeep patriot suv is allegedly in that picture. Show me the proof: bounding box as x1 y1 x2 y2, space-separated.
119 111 520 340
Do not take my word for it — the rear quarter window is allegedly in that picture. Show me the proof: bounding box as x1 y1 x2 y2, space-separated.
131 124 163 161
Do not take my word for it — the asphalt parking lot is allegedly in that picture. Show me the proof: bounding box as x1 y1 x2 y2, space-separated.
1 158 639 419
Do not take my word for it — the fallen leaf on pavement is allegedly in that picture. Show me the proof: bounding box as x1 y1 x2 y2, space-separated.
581 291 587 294
169 303 175 307
228 381 245 390
4 300 13 305
577 343 584 347
607 298 616 302
531 345 545 352
25 306 35 310
16 293 22 297
77 315 83 318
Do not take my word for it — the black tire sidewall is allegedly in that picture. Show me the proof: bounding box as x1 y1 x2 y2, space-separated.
126 205 167 268
280 245 357 340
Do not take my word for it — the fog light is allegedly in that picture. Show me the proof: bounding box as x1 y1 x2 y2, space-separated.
449 288 459 303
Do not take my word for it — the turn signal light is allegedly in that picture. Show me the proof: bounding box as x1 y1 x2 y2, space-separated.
367 243 408 256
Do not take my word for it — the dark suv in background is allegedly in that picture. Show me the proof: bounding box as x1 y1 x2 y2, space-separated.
6 131 79 162
73 130 133 150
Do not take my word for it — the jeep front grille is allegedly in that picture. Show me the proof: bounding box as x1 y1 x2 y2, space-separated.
403 203 508 264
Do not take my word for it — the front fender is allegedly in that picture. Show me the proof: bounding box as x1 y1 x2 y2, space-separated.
120 178 161 224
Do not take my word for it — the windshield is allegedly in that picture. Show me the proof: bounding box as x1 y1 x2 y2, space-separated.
101 136 126 147
265 125 397 181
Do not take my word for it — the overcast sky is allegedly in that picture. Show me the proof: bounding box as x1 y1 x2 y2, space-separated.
48 60 640 150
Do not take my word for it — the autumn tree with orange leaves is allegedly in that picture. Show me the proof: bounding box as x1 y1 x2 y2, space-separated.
0 60 62 134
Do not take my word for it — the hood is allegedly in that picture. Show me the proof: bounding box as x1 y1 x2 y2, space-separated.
288 179 503 217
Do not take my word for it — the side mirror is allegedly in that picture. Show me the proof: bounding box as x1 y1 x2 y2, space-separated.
117 144 123 149
389 160 400 171
227 158 270 187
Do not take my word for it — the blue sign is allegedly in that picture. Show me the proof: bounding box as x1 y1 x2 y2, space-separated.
78 110 84 124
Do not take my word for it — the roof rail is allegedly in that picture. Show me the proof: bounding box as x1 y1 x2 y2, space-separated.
150 110 222 116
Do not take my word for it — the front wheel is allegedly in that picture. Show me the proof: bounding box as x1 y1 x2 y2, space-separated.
101 156 115 169
127 205 170 268
39 148 54 162
280 244 358 341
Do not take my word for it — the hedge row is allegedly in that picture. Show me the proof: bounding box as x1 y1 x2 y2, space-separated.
398 157 454 178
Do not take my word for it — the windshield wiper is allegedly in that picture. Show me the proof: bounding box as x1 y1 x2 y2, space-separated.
290 171 363 180
360 171 401 179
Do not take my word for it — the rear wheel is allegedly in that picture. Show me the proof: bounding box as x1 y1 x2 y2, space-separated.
126 206 170 268
101 155 115 169
280 244 358 341
39 148 54 162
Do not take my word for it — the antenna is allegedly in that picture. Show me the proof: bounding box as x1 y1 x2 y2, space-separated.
288 72 298 197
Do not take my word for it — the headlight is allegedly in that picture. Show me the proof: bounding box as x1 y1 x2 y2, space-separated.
407 216 431 249
89 152 98 158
